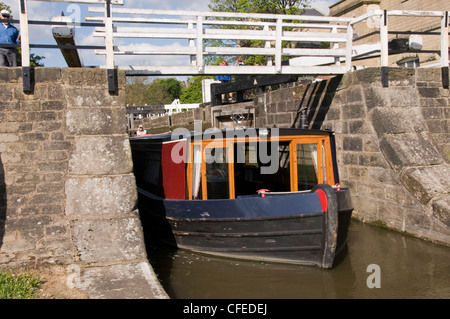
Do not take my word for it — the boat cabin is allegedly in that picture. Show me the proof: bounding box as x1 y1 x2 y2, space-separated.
130 128 339 201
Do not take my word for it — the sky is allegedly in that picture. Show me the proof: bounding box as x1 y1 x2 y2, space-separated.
4 0 338 68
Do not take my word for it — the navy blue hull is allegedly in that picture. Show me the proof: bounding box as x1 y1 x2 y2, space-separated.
137 186 353 268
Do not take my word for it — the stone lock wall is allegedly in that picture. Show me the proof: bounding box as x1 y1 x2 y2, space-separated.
0 68 167 298
253 68 450 246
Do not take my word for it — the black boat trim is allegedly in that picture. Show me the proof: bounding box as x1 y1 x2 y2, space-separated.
177 245 323 253
173 229 323 238
165 211 324 222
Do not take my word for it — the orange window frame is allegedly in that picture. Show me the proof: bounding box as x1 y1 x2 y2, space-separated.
186 135 335 200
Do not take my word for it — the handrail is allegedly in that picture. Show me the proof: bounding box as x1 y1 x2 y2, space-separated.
9 1 450 91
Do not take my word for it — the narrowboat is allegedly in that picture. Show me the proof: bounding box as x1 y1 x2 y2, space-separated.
130 127 353 269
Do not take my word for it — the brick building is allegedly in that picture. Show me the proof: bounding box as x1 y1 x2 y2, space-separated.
329 0 450 68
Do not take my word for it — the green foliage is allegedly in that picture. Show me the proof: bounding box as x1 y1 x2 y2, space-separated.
154 78 182 102
180 76 214 104
207 0 313 66
126 77 151 106
208 0 312 15
0 270 41 299
126 77 185 106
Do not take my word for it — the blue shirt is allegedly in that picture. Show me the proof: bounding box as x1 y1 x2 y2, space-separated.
0 23 19 45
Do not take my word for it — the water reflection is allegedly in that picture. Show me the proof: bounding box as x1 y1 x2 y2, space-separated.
146 220 450 299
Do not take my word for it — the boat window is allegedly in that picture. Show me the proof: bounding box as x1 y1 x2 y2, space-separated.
234 141 291 196
322 140 327 184
297 143 319 190
205 147 230 199
192 144 202 199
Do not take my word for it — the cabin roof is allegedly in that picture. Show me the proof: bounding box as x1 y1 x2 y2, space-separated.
130 128 333 144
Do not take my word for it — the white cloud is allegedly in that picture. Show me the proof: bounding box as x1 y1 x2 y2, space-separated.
11 0 338 68
310 0 336 16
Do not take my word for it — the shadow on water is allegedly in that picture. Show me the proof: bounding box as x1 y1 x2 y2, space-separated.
146 220 450 299
0 155 6 250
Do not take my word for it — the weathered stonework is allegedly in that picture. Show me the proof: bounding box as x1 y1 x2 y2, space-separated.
0 67 167 299
252 68 450 246
211 68 449 246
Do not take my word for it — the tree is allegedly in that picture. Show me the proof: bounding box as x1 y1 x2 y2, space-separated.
207 0 313 65
0 2 45 66
126 77 184 106
126 77 151 106
208 0 312 15
180 76 214 104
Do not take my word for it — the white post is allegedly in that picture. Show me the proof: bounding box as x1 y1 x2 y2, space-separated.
380 10 389 68
345 23 353 72
264 24 272 66
19 0 30 68
188 22 196 66
441 11 449 68
196 15 203 73
104 0 114 70
332 26 340 67
275 18 282 73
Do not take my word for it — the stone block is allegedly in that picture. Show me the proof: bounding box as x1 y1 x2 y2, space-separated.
417 68 441 82
371 107 426 136
65 175 137 216
42 100 65 111
68 136 133 175
70 215 146 263
379 133 443 171
26 111 59 122
0 67 21 83
386 68 415 86
389 87 419 107
343 136 363 152
34 67 62 83
79 262 168 299
363 86 389 109
62 68 106 87
64 87 123 108
401 165 450 205
66 108 127 135
0 101 19 111
343 103 366 119
418 87 440 98
432 196 450 227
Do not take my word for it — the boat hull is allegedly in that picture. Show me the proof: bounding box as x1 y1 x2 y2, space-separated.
138 185 353 268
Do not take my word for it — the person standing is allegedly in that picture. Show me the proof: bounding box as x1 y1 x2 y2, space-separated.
0 9 20 67
216 58 232 103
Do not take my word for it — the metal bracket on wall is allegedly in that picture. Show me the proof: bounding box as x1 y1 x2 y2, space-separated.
107 68 117 93
22 67 33 93
381 66 389 88
442 66 449 89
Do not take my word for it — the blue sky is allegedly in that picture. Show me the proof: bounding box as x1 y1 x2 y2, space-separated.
5 0 337 68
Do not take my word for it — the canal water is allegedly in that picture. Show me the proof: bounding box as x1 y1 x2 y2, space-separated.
146 220 450 299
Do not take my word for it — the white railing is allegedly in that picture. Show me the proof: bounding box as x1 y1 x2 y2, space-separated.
13 1 450 79
165 99 200 116
87 5 354 75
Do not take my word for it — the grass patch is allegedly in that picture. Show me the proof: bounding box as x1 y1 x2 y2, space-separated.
0 270 41 299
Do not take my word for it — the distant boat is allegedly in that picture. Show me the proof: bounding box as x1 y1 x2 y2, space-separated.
130 128 353 268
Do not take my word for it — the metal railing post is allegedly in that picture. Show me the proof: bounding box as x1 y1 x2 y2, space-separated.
441 11 449 88
19 0 32 92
